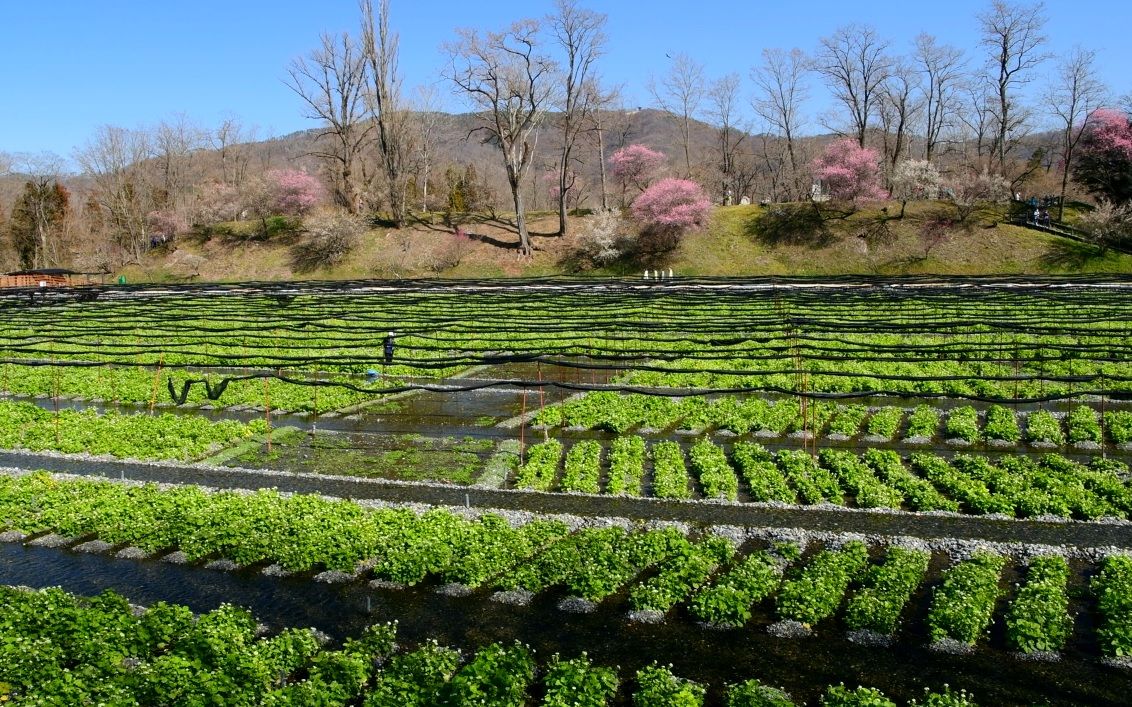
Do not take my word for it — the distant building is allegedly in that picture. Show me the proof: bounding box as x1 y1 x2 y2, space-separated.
0 269 94 289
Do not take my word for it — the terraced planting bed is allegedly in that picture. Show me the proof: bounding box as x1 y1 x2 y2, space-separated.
2 276 1132 705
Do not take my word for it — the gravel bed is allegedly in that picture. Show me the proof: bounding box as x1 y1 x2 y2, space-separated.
491 589 533 606
73 540 114 554
435 583 473 597
767 620 812 638
627 609 666 624
847 630 895 647
28 534 75 548
558 596 598 613
314 570 356 584
929 638 975 655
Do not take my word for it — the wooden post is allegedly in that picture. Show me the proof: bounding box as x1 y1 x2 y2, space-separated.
263 377 273 453
148 354 165 415
52 362 60 447
1100 371 1107 460
537 361 547 441
519 389 527 465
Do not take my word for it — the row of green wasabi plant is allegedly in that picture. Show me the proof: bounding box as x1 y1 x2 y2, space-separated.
927 553 1007 646
0 400 266 461
1 473 1126 658
776 542 870 626
0 362 390 414
1005 556 1073 654
533 393 1132 446
514 437 1131 519
0 583 983 706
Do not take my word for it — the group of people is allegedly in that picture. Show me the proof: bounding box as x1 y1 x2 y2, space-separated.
1016 194 1056 228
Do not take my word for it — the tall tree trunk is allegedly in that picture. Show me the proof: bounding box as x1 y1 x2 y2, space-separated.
512 180 531 255
597 124 608 210
557 148 569 235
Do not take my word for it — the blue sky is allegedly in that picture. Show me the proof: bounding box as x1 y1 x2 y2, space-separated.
2 0 1129 161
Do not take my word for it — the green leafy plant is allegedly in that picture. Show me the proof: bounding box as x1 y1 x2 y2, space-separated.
651 441 692 499
1005 555 1072 653
776 541 869 626
560 441 602 494
607 436 646 496
633 664 705 707
731 443 796 504
1068 406 1103 444
944 406 980 443
541 653 619 707
844 547 930 635
515 439 563 491
1025 410 1065 445
983 405 1020 443
688 438 739 501
1092 554 1132 657
865 407 904 439
726 678 795 706
927 553 1006 645
905 405 941 439
689 549 789 627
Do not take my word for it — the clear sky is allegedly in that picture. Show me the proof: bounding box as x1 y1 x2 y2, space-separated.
2 0 1129 163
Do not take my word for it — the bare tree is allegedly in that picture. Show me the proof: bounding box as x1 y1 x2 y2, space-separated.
286 32 371 213
649 53 705 177
814 24 892 148
153 114 205 211
914 34 967 163
407 84 443 212
751 48 809 201
879 59 922 175
548 0 606 235
7 153 70 269
210 116 256 186
360 0 411 226
957 83 996 166
585 85 622 210
75 126 155 264
445 20 557 256
707 73 748 204
1046 46 1107 220
978 0 1050 174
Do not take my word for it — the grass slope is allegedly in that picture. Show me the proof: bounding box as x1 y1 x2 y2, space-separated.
121 201 1132 283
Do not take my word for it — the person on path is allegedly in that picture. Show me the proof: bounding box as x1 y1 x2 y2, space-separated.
383 332 395 365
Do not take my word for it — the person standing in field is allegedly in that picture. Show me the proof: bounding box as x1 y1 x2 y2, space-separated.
383 332 395 365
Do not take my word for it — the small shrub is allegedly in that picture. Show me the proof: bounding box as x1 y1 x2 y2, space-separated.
576 208 634 267
290 210 363 272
